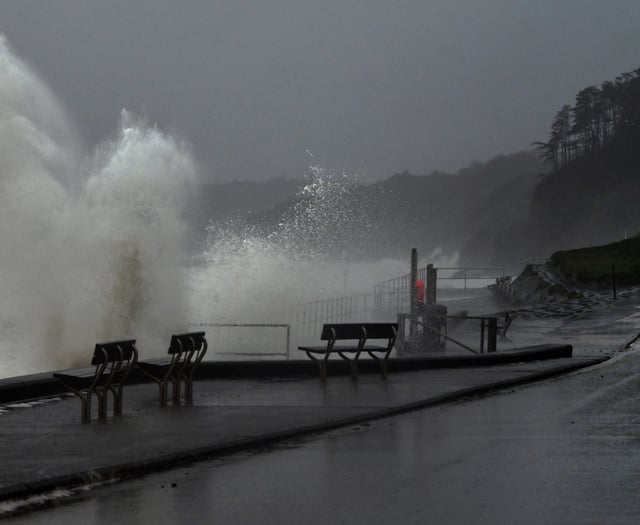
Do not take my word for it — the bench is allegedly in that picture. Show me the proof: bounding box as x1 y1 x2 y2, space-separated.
53 340 138 422
137 332 207 405
298 323 398 381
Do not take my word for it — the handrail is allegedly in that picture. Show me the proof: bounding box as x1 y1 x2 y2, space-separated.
397 312 496 354
413 318 479 354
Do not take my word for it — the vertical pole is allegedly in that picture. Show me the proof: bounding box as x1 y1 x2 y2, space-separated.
426 264 437 304
487 317 497 353
410 248 418 337
286 325 291 360
397 312 405 355
364 294 368 321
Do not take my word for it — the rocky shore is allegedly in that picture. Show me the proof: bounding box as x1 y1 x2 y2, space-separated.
488 262 640 321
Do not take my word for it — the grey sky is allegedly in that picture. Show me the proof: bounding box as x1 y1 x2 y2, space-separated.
2 0 640 182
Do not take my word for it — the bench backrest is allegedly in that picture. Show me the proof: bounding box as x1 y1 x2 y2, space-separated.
168 331 207 356
91 340 138 365
320 323 398 342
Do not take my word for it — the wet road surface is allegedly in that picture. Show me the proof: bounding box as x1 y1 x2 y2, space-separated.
6 349 640 524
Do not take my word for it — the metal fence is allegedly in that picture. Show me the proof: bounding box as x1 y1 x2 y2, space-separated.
292 263 532 350
294 293 373 339
373 266 507 314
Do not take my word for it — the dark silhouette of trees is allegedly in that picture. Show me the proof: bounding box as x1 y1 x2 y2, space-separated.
535 68 640 171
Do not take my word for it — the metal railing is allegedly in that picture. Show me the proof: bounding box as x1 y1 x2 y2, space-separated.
445 315 498 353
436 267 506 289
292 262 535 350
397 313 498 355
294 293 372 338
373 266 506 314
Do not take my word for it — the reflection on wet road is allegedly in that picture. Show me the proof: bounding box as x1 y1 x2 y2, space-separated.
7 350 640 524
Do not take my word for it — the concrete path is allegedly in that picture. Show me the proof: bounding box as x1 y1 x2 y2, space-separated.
0 353 603 512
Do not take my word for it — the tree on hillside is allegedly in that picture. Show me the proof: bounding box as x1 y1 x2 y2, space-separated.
535 67 640 171
572 86 602 153
533 104 572 170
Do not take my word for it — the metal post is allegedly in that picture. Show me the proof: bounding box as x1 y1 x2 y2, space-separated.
487 317 497 353
410 248 417 337
286 325 291 360
426 264 437 304
397 312 405 355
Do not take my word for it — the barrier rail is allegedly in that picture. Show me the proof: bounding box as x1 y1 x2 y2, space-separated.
396 313 497 354
294 293 372 338
293 261 542 350
436 267 506 289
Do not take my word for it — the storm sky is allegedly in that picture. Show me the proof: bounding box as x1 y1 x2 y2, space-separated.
2 1 640 182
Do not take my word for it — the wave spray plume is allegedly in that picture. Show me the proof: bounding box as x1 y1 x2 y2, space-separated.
0 35 197 377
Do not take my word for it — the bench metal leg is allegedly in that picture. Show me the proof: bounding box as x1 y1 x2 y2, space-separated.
380 357 389 379
306 352 329 381
95 390 108 420
367 352 390 379
110 385 125 415
172 377 181 403
349 359 357 380
338 352 358 381
58 384 94 423
81 394 91 423
159 381 169 405
184 374 194 403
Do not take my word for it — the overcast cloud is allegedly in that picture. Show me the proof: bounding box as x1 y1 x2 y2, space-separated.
2 0 640 181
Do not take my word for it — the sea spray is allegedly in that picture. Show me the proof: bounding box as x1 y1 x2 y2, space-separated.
0 36 198 377
192 165 460 349
0 34 462 374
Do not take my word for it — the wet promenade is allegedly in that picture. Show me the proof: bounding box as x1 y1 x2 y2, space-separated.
1 286 639 517
0 349 602 511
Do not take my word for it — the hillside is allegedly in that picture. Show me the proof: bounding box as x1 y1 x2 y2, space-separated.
551 235 640 286
492 166 640 265
237 151 543 260
491 67 640 266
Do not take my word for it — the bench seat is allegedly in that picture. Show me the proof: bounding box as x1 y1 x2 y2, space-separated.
137 332 207 405
53 340 138 422
298 323 398 381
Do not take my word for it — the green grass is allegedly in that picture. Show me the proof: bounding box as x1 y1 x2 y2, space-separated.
551 236 640 286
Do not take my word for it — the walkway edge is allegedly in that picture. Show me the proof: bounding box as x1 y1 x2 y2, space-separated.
0 356 607 505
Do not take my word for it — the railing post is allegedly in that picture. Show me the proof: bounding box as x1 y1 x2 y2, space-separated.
397 312 405 355
286 325 291 359
487 317 497 353
426 264 437 304
410 248 418 337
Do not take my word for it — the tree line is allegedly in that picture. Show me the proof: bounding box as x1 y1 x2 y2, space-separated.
534 67 640 171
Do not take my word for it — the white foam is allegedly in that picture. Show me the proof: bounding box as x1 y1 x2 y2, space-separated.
0 35 198 377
